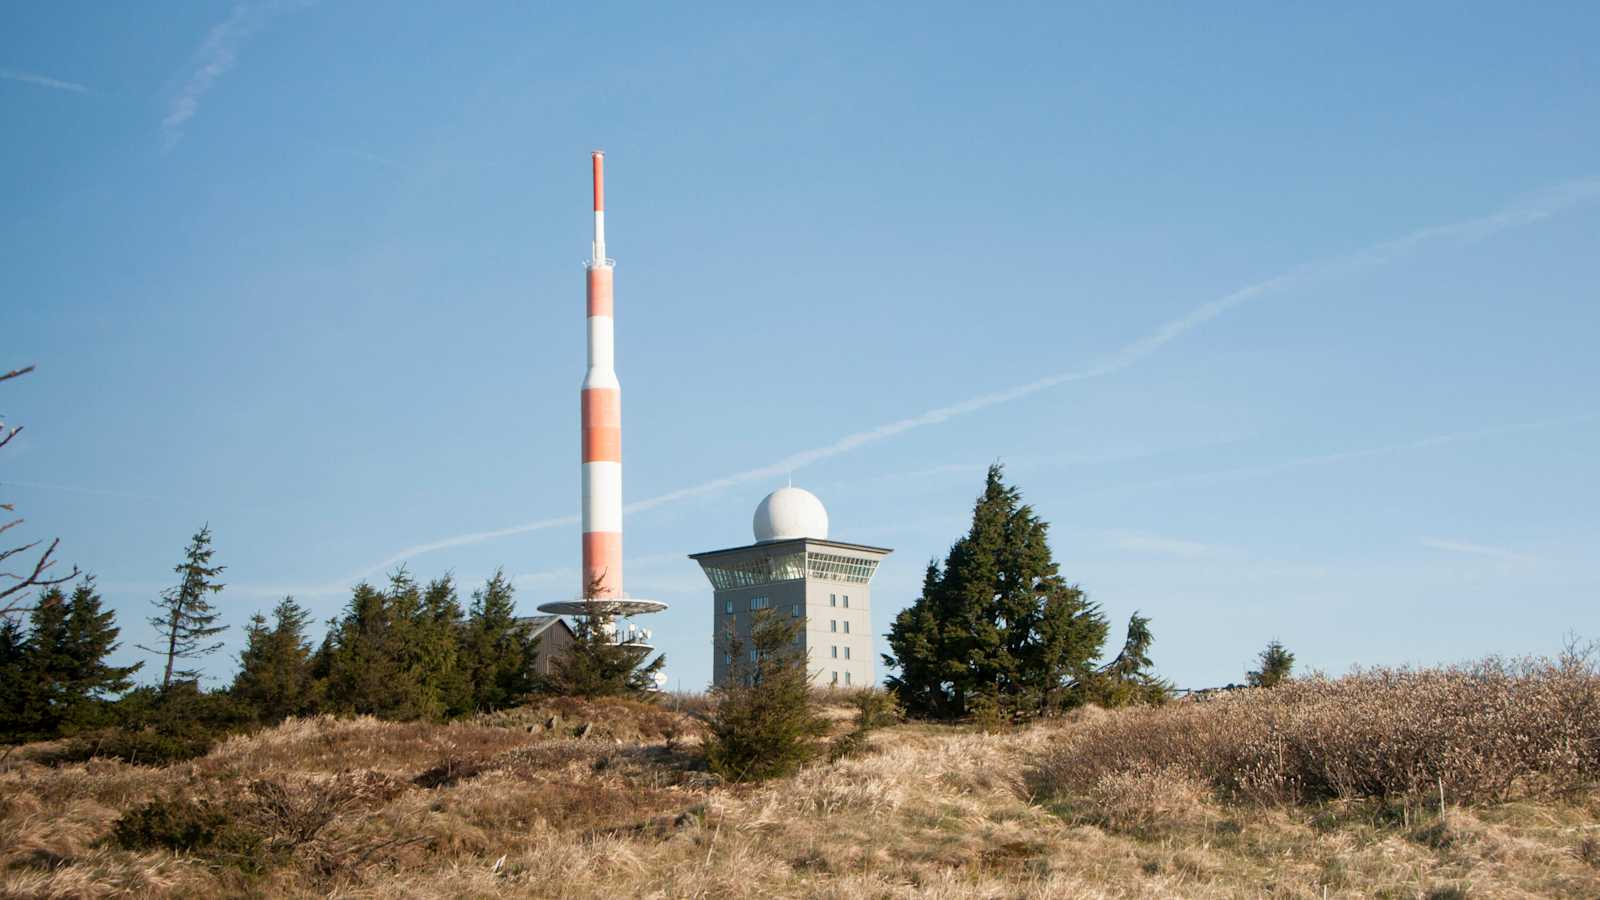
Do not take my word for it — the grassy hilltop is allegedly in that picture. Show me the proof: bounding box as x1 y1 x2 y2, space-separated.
3 659 1599 899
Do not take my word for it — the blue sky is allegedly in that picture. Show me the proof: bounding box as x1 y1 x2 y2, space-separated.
4 1 1597 692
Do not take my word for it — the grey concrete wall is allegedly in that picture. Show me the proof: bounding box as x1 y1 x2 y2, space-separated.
702 539 885 689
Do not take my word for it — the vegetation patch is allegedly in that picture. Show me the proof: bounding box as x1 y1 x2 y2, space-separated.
1033 654 1600 807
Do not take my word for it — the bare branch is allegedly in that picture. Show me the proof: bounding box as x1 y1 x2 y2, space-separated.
0 365 36 384
0 537 81 617
0 540 43 565
0 425 20 451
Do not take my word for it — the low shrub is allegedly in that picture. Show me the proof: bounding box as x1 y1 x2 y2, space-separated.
1080 764 1216 835
1034 652 1600 807
47 727 216 766
847 688 904 731
111 796 270 871
705 612 828 782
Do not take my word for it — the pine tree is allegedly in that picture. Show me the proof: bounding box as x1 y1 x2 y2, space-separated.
548 589 665 698
231 597 316 722
319 571 470 720
1081 612 1173 707
705 609 828 781
415 574 470 717
322 578 427 719
1247 639 1295 687
0 617 25 740
461 570 540 712
60 579 142 720
138 525 228 688
884 464 1107 720
3 581 141 740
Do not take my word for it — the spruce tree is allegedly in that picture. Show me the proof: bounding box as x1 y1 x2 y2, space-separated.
415 574 470 717
461 570 540 712
0 617 25 740
319 571 470 720
322 578 427 719
884 464 1107 720
138 525 228 688
4 581 140 740
231 597 316 722
1247 639 1295 687
705 609 828 781
1081 612 1173 707
548 591 665 698
60 579 142 720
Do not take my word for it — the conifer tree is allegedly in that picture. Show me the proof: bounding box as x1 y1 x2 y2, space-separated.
1081 612 1173 707
0 617 25 739
548 585 665 698
705 609 828 781
3 580 140 740
322 578 427 719
138 525 228 688
319 571 470 720
231 597 316 722
884 464 1107 720
1247 639 1295 687
461 570 540 711
415 574 470 717
60 579 142 713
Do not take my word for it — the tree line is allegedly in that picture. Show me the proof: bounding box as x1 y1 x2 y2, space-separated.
0 525 664 753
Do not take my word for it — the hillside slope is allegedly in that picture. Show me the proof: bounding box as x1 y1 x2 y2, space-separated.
2 697 1597 898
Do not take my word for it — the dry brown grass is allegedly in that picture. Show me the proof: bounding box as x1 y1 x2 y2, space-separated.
1035 656 1600 807
1 683 1598 898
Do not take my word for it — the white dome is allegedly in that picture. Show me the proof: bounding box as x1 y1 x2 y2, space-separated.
753 487 829 543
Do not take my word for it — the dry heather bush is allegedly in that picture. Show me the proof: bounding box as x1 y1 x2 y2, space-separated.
1035 653 1600 806
1082 763 1218 835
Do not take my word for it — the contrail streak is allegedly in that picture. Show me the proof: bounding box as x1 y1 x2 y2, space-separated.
1092 413 1598 496
282 176 1600 592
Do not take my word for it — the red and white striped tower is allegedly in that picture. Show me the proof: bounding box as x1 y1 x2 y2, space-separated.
581 150 623 599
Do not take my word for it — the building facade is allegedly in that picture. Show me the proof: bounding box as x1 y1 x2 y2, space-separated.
690 488 891 688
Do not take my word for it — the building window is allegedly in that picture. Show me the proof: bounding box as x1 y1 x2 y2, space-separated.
750 595 770 611
843 621 850 634
808 552 880 584
791 605 801 618
829 594 837 607
842 595 849 608
831 671 839 685
831 645 838 658
830 620 837 632
844 646 850 659
845 672 852 685
749 648 759 663
724 598 733 614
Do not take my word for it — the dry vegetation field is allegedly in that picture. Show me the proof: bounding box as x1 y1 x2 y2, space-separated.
3 664 1599 899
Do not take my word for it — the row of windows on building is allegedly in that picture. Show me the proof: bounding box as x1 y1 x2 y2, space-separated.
726 592 851 621
831 671 852 685
699 552 879 590
727 648 853 666
725 595 850 615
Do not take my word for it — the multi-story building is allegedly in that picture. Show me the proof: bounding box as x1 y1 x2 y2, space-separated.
690 487 891 688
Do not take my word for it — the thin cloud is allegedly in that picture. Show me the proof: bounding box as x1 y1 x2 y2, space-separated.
0 68 89 93
245 175 1600 594
1109 531 1233 560
1102 413 1597 496
4 479 181 505
163 1 310 149
1420 538 1539 565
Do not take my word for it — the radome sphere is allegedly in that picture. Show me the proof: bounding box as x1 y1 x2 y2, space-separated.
752 487 829 543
